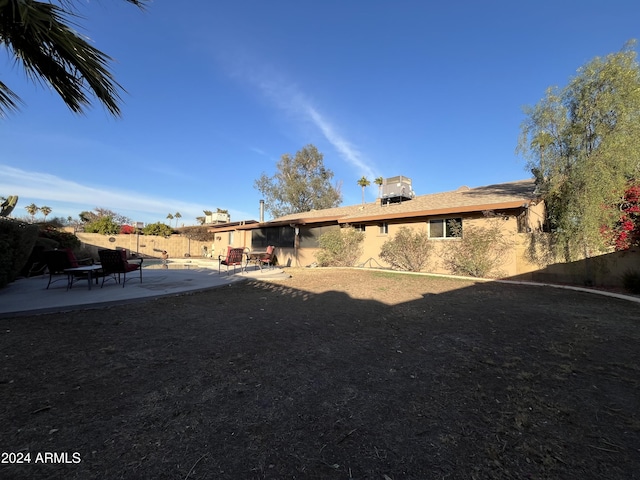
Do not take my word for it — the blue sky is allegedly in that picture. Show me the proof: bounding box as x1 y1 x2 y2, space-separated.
1 0 639 225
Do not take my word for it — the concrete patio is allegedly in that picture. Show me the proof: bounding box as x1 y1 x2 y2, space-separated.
0 263 289 318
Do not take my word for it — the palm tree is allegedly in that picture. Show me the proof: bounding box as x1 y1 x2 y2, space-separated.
40 205 52 221
166 213 174 225
174 212 182 227
0 0 148 118
25 203 38 222
357 176 370 205
374 176 384 198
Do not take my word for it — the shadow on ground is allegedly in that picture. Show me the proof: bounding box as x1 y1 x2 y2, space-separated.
0 269 638 479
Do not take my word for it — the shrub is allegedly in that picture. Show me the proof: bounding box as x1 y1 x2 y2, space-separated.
179 226 217 242
607 183 640 251
39 227 80 250
315 228 365 267
84 216 121 235
379 226 433 272
440 219 512 278
0 218 39 288
142 222 174 237
16 227 83 278
621 270 640 294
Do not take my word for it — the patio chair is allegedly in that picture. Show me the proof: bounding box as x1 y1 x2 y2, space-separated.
259 245 275 269
218 247 245 274
43 248 93 289
98 249 143 288
23 244 47 277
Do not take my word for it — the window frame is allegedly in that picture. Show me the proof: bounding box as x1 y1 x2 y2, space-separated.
428 217 462 239
251 226 295 248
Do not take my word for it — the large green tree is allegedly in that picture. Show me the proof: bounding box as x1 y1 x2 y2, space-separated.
80 208 131 226
0 0 147 118
517 41 640 260
254 144 342 219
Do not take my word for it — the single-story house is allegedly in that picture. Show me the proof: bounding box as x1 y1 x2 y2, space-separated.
208 178 546 277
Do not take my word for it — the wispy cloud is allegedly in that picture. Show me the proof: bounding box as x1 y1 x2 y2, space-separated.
249 146 268 156
0 165 245 223
303 105 375 179
224 54 378 180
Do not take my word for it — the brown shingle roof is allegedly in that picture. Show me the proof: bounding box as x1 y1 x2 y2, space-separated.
258 179 537 226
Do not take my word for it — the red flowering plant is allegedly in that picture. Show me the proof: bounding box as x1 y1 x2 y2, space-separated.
607 183 640 250
120 224 135 235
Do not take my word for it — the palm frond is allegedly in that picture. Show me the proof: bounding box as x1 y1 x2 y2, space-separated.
0 80 22 118
0 0 149 116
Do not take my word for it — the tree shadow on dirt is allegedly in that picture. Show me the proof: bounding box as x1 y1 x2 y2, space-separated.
0 271 638 479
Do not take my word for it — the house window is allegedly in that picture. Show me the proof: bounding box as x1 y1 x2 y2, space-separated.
353 224 366 232
228 231 234 244
429 218 462 238
252 226 295 248
379 223 389 235
298 225 339 248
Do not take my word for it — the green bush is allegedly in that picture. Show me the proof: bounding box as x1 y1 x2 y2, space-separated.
142 222 174 237
179 226 216 242
0 219 39 288
40 227 80 250
84 216 121 235
621 270 640 294
0 233 11 287
315 228 365 267
440 219 512 278
379 226 433 272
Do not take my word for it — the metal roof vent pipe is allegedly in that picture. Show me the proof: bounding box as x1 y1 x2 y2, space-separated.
259 199 265 223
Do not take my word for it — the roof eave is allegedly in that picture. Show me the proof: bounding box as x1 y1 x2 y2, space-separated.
341 200 531 224
250 215 347 228
206 220 258 232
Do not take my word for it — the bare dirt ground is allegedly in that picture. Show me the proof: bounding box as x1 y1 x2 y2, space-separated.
1 268 639 479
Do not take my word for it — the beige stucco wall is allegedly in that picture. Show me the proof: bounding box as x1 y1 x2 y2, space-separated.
263 202 640 288
271 223 640 287
269 213 526 275
76 232 213 260
511 235 640 286
72 200 639 287
74 226 261 261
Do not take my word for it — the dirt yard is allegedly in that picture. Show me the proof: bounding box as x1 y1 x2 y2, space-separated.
1 268 639 479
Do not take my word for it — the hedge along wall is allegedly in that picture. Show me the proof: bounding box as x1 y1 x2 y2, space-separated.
75 232 214 260
0 219 39 287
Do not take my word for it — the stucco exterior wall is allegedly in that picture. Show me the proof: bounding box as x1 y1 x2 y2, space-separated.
511 235 640 286
76 232 213 260
75 226 261 261
73 204 639 288
267 213 526 275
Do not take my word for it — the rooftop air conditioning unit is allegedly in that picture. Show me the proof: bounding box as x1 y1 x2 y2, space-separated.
381 176 415 204
206 212 230 224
